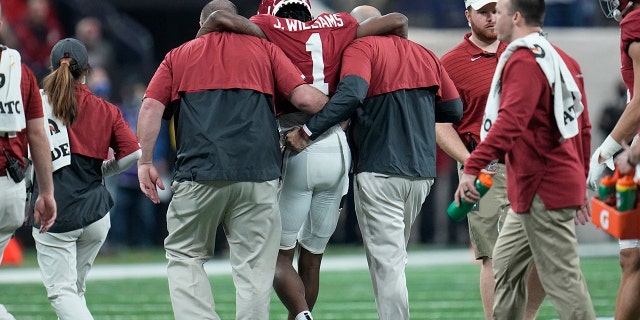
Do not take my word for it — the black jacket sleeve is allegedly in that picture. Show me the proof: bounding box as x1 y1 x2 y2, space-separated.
306 75 369 140
434 97 463 124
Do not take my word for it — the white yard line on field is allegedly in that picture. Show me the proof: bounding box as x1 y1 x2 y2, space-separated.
0 242 619 284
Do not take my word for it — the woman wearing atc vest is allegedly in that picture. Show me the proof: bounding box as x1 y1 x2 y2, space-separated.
28 38 140 319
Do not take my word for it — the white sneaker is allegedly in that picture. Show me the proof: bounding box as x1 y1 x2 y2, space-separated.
0 304 16 320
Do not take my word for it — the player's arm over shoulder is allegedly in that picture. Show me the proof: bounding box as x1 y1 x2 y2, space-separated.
356 12 408 39
196 10 266 39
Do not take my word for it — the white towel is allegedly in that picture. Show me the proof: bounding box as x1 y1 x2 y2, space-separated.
0 48 25 133
40 89 71 172
481 32 583 142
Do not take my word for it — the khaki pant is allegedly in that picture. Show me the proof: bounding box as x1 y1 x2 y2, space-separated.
0 176 25 263
32 213 111 320
492 194 595 320
165 180 281 320
354 172 433 320
460 163 509 259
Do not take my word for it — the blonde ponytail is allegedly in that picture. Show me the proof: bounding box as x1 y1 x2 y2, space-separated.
42 59 78 126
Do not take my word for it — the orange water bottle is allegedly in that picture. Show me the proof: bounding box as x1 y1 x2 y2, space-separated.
616 175 637 212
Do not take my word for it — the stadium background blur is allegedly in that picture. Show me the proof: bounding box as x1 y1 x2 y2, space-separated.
2 0 623 253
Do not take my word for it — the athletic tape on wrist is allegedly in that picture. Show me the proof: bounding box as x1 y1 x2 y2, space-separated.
600 135 622 160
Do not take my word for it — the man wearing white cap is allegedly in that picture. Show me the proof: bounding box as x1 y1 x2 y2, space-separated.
467 0 496 9
437 0 547 319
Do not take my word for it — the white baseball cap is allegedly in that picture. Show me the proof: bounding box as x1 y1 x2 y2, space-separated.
464 0 497 10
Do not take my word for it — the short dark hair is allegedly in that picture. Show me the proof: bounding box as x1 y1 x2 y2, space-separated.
200 0 237 24
276 3 312 22
509 0 545 27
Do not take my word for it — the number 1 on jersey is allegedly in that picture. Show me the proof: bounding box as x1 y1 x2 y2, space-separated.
305 33 329 95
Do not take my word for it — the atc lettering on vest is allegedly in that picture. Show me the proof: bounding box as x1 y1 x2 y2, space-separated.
0 100 22 114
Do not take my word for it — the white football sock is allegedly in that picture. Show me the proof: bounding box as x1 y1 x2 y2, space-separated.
294 310 313 320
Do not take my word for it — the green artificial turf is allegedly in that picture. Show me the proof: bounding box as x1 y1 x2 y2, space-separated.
0 253 619 319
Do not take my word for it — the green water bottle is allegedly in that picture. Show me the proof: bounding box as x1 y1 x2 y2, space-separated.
447 173 493 222
598 173 618 206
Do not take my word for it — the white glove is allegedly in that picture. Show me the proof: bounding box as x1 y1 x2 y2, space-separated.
101 149 141 178
586 147 614 190
586 136 621 190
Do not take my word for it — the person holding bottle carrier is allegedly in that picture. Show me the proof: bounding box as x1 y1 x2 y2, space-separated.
599 1 640 319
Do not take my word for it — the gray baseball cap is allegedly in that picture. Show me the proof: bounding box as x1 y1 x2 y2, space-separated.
50 38 89 70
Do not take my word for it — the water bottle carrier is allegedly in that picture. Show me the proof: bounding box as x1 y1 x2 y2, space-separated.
591 196 640 239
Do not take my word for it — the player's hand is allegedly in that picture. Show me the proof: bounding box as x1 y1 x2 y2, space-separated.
33 192 57 233
454 173 480 206
285 127 310 152
614 142 636 175
138 163 165 204
586 147 614 191
575 191 591 225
